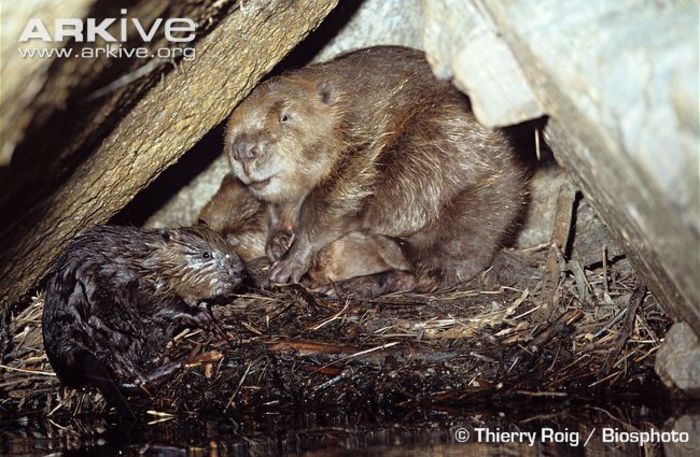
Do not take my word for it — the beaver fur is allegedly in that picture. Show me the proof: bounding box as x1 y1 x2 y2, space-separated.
225 46 526 292
199 174 415 298
42 224 244 417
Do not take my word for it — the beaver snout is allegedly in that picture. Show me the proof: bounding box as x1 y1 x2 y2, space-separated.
232 136 261 163
227 263 244 281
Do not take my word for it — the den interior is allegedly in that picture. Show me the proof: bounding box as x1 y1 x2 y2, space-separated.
1 1 698 456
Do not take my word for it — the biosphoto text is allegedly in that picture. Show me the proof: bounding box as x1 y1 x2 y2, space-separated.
1 1 698 456
17 9 196 61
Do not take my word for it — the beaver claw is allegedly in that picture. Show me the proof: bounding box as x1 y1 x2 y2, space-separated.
269 252 310 284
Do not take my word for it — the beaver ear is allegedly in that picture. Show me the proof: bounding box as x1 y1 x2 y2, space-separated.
161 230 180 242
317 81 335 105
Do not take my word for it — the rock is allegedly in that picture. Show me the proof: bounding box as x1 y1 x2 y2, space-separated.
570 199 625 266
422 0 544 127
664 413 700 456
655 322 700 398
422 0 700 333
313 0 423 63
516 164 568 248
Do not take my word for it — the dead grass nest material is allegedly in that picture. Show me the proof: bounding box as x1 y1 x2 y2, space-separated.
0 243 671 418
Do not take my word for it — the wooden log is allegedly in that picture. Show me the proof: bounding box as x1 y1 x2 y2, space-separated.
0 0 276 225
0 0 338 311
1 0 200 180
423 0 700 333
0 0 95 165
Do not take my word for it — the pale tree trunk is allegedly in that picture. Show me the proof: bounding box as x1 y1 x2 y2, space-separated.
0 0 339 311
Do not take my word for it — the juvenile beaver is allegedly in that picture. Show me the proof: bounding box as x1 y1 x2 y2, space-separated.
226 46 526 291
42 224 244 417
198 173 268 263
199 173 415 298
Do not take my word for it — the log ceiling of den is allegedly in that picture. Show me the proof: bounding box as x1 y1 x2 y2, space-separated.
0 0 339 311
423 0 699 333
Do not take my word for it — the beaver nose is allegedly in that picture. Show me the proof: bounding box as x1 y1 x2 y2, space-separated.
225 257 243 277
228 266 244 284
232 138 259 162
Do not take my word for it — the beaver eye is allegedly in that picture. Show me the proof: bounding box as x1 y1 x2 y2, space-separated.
280 113 290 123
202 252 211 259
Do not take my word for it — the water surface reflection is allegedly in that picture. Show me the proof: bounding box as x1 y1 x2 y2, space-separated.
1 401 697 456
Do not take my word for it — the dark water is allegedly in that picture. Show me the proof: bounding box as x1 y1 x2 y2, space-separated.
1 401 698 456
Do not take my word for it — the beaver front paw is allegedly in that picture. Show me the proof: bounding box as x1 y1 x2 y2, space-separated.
265 228 295 261
269 250 311 284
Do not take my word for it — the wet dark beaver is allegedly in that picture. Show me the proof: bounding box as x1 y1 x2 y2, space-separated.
225 46 527 292
41 224 244 417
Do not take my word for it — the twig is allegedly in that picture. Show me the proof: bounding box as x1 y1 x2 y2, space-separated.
146 410 175 417
512 304 540 321
538 182 577 319
598 284 646 378
270 340 358 355
312 302 349 331
82 59 164 102
313 368 355 392
589 369 622 387
225 360 255 411
0 363 55 377
318 342 400 371
339 341 399 361
570 260 592 305
516 390 567 397
601 246 609 296
530 309 583 350
593 308 627 339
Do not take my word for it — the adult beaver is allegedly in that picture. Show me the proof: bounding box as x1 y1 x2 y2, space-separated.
199 173 415 298
42 224 244 417
226 46 526 292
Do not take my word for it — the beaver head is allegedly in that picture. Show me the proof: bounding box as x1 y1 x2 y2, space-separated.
225 72 344 204
144 226 245 302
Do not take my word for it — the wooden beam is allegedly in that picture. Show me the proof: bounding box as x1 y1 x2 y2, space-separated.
0 0 338 310
0 0 95 165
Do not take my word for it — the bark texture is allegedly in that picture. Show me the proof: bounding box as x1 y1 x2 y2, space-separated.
0 0 338 310
0 0 94 165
